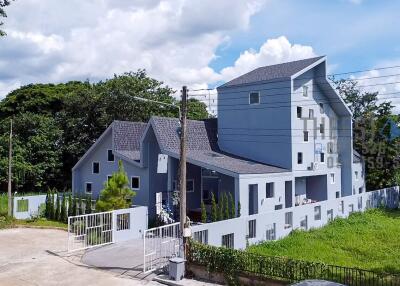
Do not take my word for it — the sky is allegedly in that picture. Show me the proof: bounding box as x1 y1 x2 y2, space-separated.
1 0 400 112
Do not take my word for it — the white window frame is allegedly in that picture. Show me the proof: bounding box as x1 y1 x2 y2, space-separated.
265 182 274 198
131 176 140 190
330 173 335 184
248 219 256 239
302 85 309 97
85 182 93 194
107 149 114 162
249 92 260 105
221 233 234 248
92 162 100 174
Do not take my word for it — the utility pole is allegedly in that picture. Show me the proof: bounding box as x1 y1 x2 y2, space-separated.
8 119 12 217
178 86 188 256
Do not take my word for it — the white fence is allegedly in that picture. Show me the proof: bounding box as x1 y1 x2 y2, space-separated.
68 206 148 252
143 222 181 273
191 187 399 250
13 194 47 219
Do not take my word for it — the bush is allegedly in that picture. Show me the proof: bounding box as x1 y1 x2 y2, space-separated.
201 200 207 223
211 193 217 222
60 195 67 223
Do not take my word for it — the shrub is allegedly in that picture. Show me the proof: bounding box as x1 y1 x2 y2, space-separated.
85 196 92 214
50 192 55 220
229 193 235 219
55 195 61 221
223 193 229 220
67 195 73 217
211 193 217 222
218 194 224 221
72 196 78 216
201 200 207 223
60 195 67 223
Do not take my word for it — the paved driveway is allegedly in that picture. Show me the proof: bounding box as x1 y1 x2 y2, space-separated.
0 228 160 286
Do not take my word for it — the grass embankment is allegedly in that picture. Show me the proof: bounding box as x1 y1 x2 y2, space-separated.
248 209 400 274
0 194 67 230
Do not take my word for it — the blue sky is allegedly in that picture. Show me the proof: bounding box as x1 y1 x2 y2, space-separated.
0 0 399 103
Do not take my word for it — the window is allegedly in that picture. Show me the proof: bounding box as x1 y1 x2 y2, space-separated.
285 212 293 229
359 187 363 194
130 176 140 190
265 183 274 198
336 191 340 198
303 131 309 142
297 106 302 118
300 216 308 230
193 230 208 244
339 201 344 214
320 152 325 163
355 171 359 180
248 219 256 238
249 92 260 105
221 233 234 248
297 152 303 164
187 179 194 192
85 183 92 193
314 206 321 220
107 149 114 162
107 175 112 181
116 213 130 231
330 173 335 184
320 123 325 134
302 85 309 97
349 204 354 214
92 162 100 174
17 199 29 212
358 197 363 210
327 209 334 222
319 103 324 113
309 109 314 119
274 204 283 210
265 224 276 241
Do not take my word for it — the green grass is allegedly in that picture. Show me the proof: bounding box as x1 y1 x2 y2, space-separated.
0 216 67 230
248 209 400 275
0 194 8 215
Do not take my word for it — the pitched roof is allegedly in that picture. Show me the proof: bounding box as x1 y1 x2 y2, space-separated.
150 116 288 174
219 56 325 88
112 121 147 161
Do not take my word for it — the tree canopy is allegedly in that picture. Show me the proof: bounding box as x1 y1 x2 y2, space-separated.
0 0 12 37
0 70 209 193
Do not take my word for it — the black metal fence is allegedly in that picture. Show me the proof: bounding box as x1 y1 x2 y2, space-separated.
188 241 400 286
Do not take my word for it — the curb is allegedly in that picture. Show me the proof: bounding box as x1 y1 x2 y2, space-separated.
14 224 68 231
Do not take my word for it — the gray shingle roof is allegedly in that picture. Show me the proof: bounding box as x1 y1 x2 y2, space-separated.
113 121 147 161
219 56 325 88
150 116 288 174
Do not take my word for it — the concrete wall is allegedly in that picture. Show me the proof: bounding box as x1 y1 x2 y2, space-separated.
13 195 47 219
113 206 148 242
191 186 399 250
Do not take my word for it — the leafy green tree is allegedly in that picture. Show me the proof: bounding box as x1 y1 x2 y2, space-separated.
55 194 61 221
45 190 51 219
72 197 78 216
67 194 73 217
211 193 217 222
60 195 67 223
218 194 224 221
96 160 136 211
0 0 12 37
49 192 55 220
201 200 207 223
223 193 229 220
228 193 235 219
85 196 92 214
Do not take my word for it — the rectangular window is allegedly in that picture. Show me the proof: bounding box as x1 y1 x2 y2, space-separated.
336 191 340 198
300 216 308 230
285 212 293 229
349 204 354 214
265 224 276 241
319 103 324 113
320 152 325 163
339 201 344 214
297 106 302 118
85 183 92 193
330 173 335 184
320 123 325 134
314 206 321 220
359 187 363 194
92 162 100 174
303 131 309 142
17 199 29 212
107 149 114 162
249 92 260 105
327 209 334 221
302 85 309 97
248 219 256 239
116 213 130 231
265 183 274 198
297 152 303 164
355 171 359 180
193 230 208 244
309 109 314 119
131 176 140 190
221 233 234 249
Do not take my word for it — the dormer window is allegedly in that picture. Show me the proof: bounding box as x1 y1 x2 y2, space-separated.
302 85 309 97
249 92 260 105
297 107 302 118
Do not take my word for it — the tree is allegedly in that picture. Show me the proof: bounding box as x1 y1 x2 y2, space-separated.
67 194 73 217
218 194 224 221
211 193 217 222
228 193 235 219
60 194 67 223
96 160 136 211
49 192 55 220
72 196 78 216
77 196 83 215
333 78 400 189
85 195 92 214
55 194 61 221
0 0 12 37
45 190 51 219
201 200 207 223
223 193 229 220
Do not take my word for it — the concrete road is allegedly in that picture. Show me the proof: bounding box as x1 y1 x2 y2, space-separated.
0 228 161 286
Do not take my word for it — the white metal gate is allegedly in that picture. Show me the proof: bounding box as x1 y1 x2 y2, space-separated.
68 211 113 252
143 222 181 273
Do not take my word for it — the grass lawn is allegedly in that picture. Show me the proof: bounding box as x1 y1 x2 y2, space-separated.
248 209 400 274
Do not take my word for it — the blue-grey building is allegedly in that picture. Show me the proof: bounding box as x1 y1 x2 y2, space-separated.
72 56 365 222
